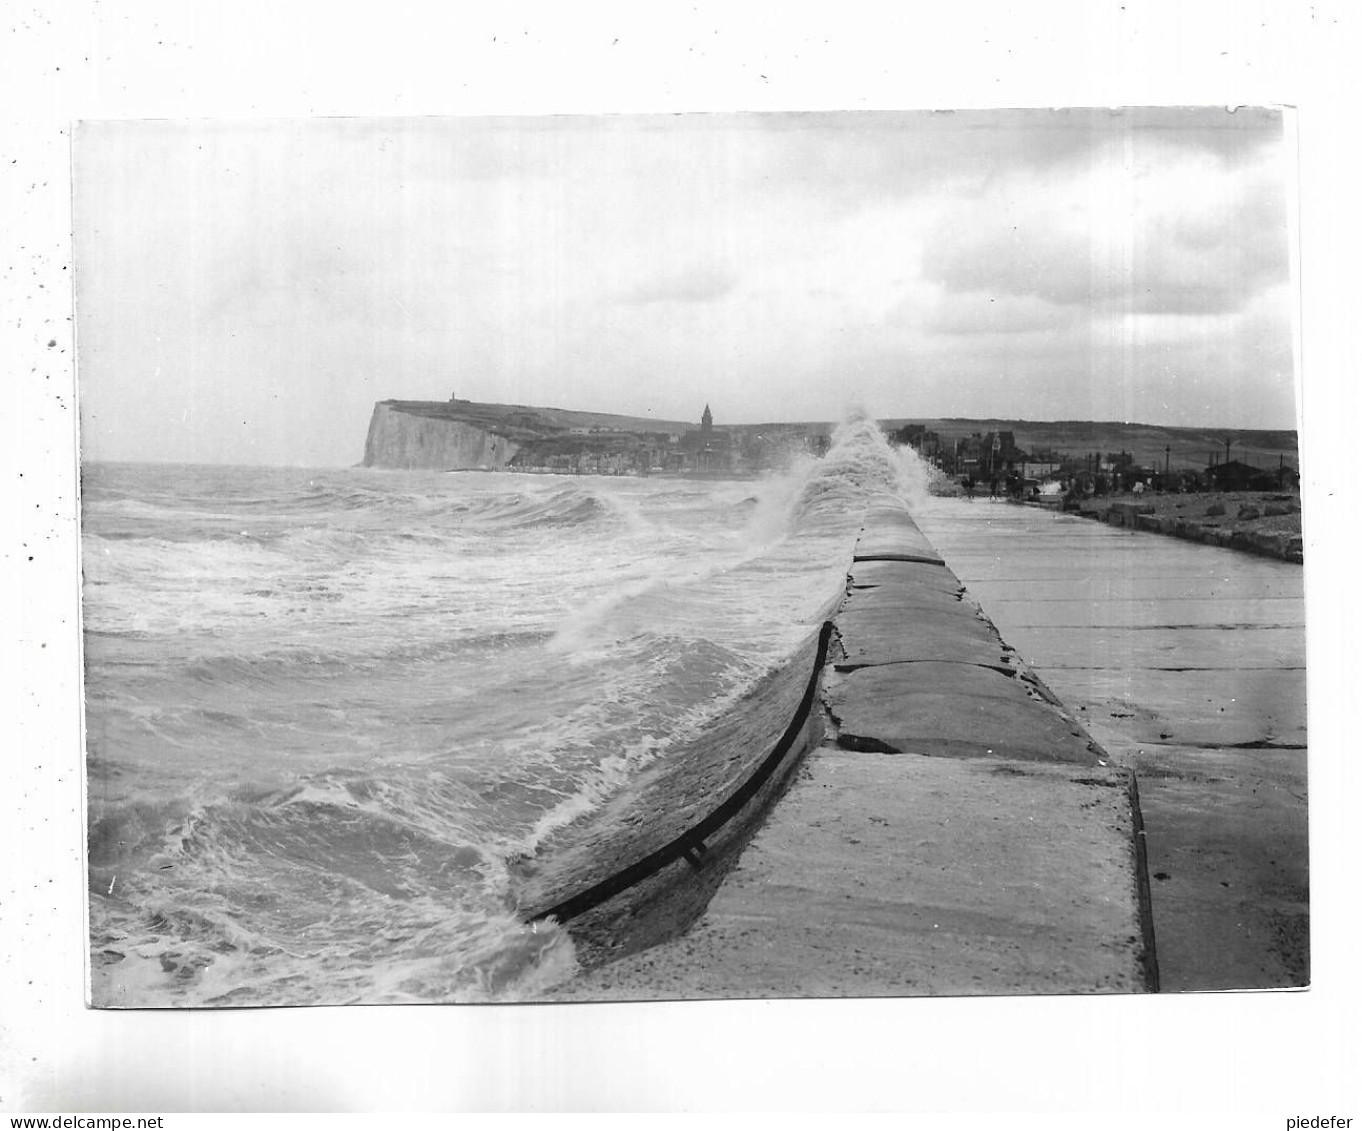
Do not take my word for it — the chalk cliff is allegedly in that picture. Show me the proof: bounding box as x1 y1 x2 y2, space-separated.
362 401 523 470
362 398 713 471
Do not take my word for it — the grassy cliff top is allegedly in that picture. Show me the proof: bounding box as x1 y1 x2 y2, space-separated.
382 399 696 437
880 418 1298 472
380 400 1297 470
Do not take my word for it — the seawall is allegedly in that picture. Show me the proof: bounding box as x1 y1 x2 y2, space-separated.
538 501 1158 999
514 628 831 969
363 401 522 470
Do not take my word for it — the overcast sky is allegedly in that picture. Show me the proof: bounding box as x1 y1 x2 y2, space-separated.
73 108 1294 467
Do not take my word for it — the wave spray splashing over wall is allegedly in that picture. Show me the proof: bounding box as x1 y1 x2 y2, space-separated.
82 415 930 1005
791 410 931 530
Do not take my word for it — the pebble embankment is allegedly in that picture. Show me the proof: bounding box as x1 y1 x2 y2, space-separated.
1061 492 1304 564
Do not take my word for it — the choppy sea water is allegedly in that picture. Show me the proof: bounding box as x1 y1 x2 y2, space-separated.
83 418 928 1005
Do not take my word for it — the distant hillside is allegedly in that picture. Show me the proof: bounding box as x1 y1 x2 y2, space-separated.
881 417 1299 473
364 399 1298 475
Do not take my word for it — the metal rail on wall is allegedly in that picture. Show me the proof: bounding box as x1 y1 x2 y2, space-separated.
529 618 835 925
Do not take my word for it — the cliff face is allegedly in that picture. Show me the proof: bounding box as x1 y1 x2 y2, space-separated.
362 402 522 470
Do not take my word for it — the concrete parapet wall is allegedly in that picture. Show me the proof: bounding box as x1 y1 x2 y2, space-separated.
547 502 1158 1000
516 630 829 970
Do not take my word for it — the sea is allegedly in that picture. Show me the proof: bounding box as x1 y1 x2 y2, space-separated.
82 417 930 1006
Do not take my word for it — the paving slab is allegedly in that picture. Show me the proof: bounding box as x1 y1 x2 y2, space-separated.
827 662 1100 762
1112 744 1308 990
1010 624 1307 672
854 511 945 564
839 583 970 617
1038 667 1307 750
910 497 1308 990
975 596 1305 631
549 749 1150 1000
862 505 933 533
847 558 962 594
835 605 1012 670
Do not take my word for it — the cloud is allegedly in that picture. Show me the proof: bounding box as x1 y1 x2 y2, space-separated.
617 264 739 305
920 291 1078 337
920 141 1289 316
744 107 1283 214
73 111 1298 465
1108 105 1284 166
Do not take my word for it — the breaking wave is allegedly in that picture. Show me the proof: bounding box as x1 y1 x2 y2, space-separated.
83 416 930 1004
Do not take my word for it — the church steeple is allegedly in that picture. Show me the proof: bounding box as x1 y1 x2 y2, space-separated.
701 404 713 433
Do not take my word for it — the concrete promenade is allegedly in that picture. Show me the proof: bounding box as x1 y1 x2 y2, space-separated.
910 498 1308 991
550 504 1156 1000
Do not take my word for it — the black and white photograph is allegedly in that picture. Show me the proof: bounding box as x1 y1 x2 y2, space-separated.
5 2 1359 1118
76 108 1303 1007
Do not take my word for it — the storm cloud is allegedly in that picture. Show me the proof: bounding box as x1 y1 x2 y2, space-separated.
920 144 1289 316
73 109 1296 466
